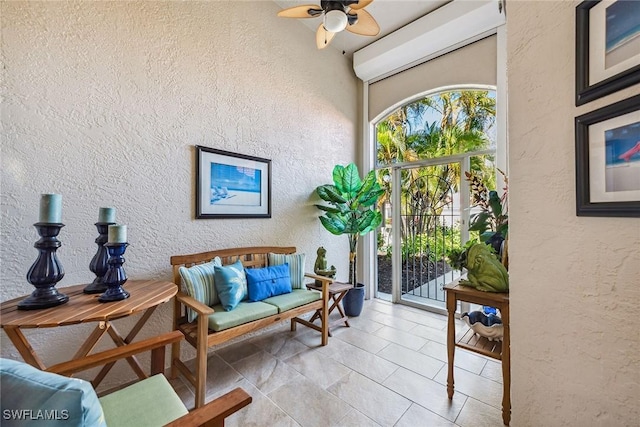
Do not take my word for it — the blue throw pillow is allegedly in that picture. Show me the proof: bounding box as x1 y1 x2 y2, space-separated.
268 253 306 289
245 264 292 302
214 260 247 311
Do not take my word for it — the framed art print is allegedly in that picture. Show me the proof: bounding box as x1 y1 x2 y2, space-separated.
576 1 640 105
196 146 271 219
575 94 640 217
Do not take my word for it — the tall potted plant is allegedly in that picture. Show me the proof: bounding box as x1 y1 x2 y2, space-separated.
315 163 384 316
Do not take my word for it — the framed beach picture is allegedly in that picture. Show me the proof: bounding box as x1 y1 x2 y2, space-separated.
575 94 640 217
196 146 271 219
575 0 640 105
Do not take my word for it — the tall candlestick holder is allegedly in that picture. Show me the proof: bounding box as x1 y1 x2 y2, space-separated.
18 223 69 310
83 222 116 294
98 242 130 303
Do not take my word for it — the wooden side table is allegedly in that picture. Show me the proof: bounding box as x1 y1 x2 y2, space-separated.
1 280 177 387
444 282 510 425
304 281 353 336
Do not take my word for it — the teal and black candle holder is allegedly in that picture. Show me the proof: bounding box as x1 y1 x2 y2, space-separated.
83 222 116 294
18 223 69 310
98 242 130 303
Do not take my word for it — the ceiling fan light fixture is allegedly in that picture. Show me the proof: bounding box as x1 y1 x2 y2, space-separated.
324 10 348 33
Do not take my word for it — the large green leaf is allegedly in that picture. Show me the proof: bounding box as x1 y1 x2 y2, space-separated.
488 191 502 218
334 163 362 197
468 212 491 232
359 187 385 207
357 210 382 235
319 215 346 235
315 204 341 214
316 185 347 204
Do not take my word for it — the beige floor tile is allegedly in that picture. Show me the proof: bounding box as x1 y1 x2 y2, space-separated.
371 303 449 331
395 403 456 427
377 342 444 379
322 338 398 383
361 310 419 331
345 315 386 334
455 397 505 427
328 371 411 426
333 408 381 427
283 347 351 389
434 364 503 409
419 340 488 375
231 350 302 394
480 359 503 384
216 341 263 364
373 325 428 351
251 330 310 359
334 326 392 354
382 367 466 422
294 329 328 348
268 376 351 427
409 323 449 344
224 379 299 427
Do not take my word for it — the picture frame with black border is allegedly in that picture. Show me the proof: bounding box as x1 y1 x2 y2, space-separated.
575 94 640 217
575 0 640 106
196 145 271 219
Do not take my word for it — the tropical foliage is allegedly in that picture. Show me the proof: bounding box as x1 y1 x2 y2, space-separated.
376 90 497 259
316 163 385 286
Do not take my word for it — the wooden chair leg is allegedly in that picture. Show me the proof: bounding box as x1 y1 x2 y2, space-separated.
195 315 209 408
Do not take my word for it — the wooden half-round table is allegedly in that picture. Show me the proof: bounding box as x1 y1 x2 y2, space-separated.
1 280 177 387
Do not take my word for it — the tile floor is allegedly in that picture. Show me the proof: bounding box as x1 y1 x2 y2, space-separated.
169 298 505 427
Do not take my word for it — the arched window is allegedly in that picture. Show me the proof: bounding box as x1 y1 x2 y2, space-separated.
374 88 500 311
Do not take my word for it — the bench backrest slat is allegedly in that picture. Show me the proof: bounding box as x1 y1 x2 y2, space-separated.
170 246 297 288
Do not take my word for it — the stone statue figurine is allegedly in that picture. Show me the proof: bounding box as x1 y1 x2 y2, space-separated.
459 243 509 292
314 246 336 286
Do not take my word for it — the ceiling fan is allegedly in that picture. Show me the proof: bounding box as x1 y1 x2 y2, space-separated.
277 1 380 49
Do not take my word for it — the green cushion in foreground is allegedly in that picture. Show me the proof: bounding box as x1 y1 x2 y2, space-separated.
263 289 321 313
99 374 188 427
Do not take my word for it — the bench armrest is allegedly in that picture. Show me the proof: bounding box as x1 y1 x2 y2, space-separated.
176 291 215 317
164 387 252 427
304 273 334 283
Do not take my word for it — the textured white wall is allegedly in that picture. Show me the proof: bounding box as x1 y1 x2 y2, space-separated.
1 1 357 389
507 1 640 425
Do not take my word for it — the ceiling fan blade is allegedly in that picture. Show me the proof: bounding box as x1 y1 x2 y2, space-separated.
277 5 323 18
346 9 380 36
349 0 374 10
316 24 336 49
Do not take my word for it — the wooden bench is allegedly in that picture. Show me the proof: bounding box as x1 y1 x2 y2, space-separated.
170 246 330 408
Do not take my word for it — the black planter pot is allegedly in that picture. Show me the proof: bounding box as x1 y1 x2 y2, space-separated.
342 283 365 317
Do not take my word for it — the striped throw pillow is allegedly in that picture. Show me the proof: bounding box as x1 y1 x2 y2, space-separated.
178 257 222 322
268 252 306 289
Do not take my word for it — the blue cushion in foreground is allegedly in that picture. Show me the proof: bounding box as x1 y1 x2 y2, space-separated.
0 358 106 427
214 260 248 311
245 264 292 301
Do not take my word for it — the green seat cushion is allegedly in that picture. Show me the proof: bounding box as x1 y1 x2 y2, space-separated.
208 301 278 332
262 289 321 313
99 374 188 427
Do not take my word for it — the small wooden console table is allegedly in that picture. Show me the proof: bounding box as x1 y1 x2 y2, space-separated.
445 282 510 425
1 280 177 387
303 281 353 336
